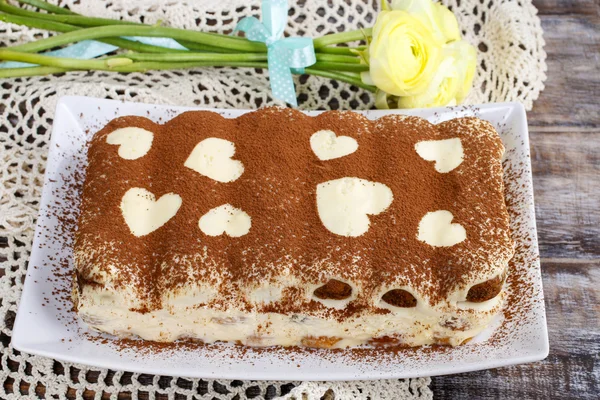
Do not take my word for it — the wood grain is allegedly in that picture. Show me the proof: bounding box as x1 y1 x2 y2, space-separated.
533 0 600 15
531 131 600 259
527 14 600 128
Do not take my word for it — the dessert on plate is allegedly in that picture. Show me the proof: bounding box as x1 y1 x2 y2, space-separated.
73 107 514 348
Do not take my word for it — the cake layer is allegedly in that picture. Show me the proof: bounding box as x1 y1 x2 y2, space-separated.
73 107 514 348
75 279 505 347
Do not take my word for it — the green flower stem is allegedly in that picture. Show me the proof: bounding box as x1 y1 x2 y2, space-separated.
15 0 370 49
0 50 268 71
15 0 73 15
176 41 239 53
123 52 268 62
112 61 269 73
0 49 368 74
8 0 369 54
0 49 374 91
311 61 368 73
0 66 68 78
313 28 372 48
331 71 362 79
7 0 251 52
0 13 192 54
317 46 366 55
0 50 264 72
3 4 128 26
123 52 359 65
1 0 378 92
304 68 375 91
0 12 76 33
14 0 359 47
0 49 134 70
1 1 138 27
8 1 249 45
315 53 360 64
3 0 373 58
0 12 366 61
7 1 249 48
6 24 267 54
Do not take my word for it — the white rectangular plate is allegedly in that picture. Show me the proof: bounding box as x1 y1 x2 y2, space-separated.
13 96 548 380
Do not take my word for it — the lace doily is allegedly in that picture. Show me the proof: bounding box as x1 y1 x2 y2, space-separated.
1 0 546 398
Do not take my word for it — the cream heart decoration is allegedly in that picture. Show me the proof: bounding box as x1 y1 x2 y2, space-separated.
310 129 358 161
106 127 154 160
317 177 393 237
417 210 466 247
415 138 464 173
185 138 244 183
120 187 182 237
199 204 251 237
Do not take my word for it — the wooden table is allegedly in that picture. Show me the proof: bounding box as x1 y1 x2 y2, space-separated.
431 0 600 397
3 0 598 398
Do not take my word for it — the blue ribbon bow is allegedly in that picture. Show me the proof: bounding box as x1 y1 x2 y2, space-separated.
235 0 316 107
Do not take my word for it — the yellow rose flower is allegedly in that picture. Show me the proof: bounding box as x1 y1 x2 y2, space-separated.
397 40 477 108
366 10 444 97
391 0 461 43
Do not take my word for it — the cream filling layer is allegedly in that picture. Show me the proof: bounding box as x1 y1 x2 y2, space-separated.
76 285 504 348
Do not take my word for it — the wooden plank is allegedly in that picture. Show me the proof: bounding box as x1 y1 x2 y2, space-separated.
529 131 600 259
431 260 600 399
527 14 600 128
532 0 600 16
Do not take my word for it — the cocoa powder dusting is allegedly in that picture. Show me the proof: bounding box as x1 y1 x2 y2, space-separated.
74 107 513 319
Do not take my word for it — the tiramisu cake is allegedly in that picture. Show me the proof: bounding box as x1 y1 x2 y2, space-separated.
73 107 514 348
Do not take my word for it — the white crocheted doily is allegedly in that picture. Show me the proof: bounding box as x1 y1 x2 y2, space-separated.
0 0 546 398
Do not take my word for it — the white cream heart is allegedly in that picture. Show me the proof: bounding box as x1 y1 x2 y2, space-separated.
185 138 244 183
415 138 464 173
417 210 466 247
310 129 358 161
106 127 154 160
120 188 182 237
317 177 393 237
199 204 251 237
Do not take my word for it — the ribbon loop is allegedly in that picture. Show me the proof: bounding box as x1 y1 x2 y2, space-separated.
262 0 287 40
235 0 316 106
234 16 271 43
